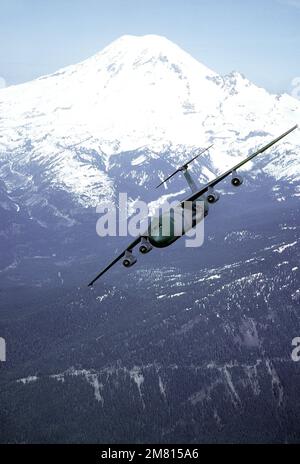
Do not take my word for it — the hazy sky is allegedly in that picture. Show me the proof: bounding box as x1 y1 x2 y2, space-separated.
0 0 299 95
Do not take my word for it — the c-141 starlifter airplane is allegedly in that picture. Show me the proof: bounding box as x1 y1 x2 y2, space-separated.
88 125 298 286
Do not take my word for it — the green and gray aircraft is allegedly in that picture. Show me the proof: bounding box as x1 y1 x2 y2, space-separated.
88 125 297 286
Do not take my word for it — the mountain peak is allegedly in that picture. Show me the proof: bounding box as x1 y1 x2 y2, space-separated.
104 34 187 52
94 34 216 78
0 34 299 207
110 33 173 45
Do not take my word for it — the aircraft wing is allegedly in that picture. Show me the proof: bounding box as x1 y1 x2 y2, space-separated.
182 125 298 204
88 236 141 286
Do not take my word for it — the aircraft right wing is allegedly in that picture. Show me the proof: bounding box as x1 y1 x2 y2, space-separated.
181 125 298 204
88 236 141 286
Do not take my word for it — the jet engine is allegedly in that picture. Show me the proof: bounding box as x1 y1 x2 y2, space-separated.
122 251 137 268
207 188 220 204
139 237 153 254
231 171 243 187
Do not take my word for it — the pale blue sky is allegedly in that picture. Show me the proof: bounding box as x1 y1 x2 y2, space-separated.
0 0 299 94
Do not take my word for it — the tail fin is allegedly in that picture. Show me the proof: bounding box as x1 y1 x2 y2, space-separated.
156 144 213 189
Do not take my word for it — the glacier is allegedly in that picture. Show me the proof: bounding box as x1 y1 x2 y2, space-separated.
0 34 299 208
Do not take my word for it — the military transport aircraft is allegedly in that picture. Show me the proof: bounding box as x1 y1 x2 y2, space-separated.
88 125 298 286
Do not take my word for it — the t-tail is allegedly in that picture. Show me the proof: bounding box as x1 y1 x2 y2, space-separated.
156 144 213 192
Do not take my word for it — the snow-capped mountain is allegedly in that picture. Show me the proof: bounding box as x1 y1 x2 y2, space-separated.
0 34 299 208
1 35 300 444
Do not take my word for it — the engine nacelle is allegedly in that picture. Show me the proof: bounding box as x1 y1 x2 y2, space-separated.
231 171 243 187
122 251 137 268
207 188 220 204
139 237 153 254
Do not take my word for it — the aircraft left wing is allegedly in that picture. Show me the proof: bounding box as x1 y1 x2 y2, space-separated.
88 236 141 286
182 125 298 204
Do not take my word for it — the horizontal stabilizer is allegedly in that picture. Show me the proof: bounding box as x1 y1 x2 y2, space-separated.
156 144 213 188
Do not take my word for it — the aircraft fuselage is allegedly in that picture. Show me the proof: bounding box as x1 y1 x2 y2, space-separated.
148 196 209 248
